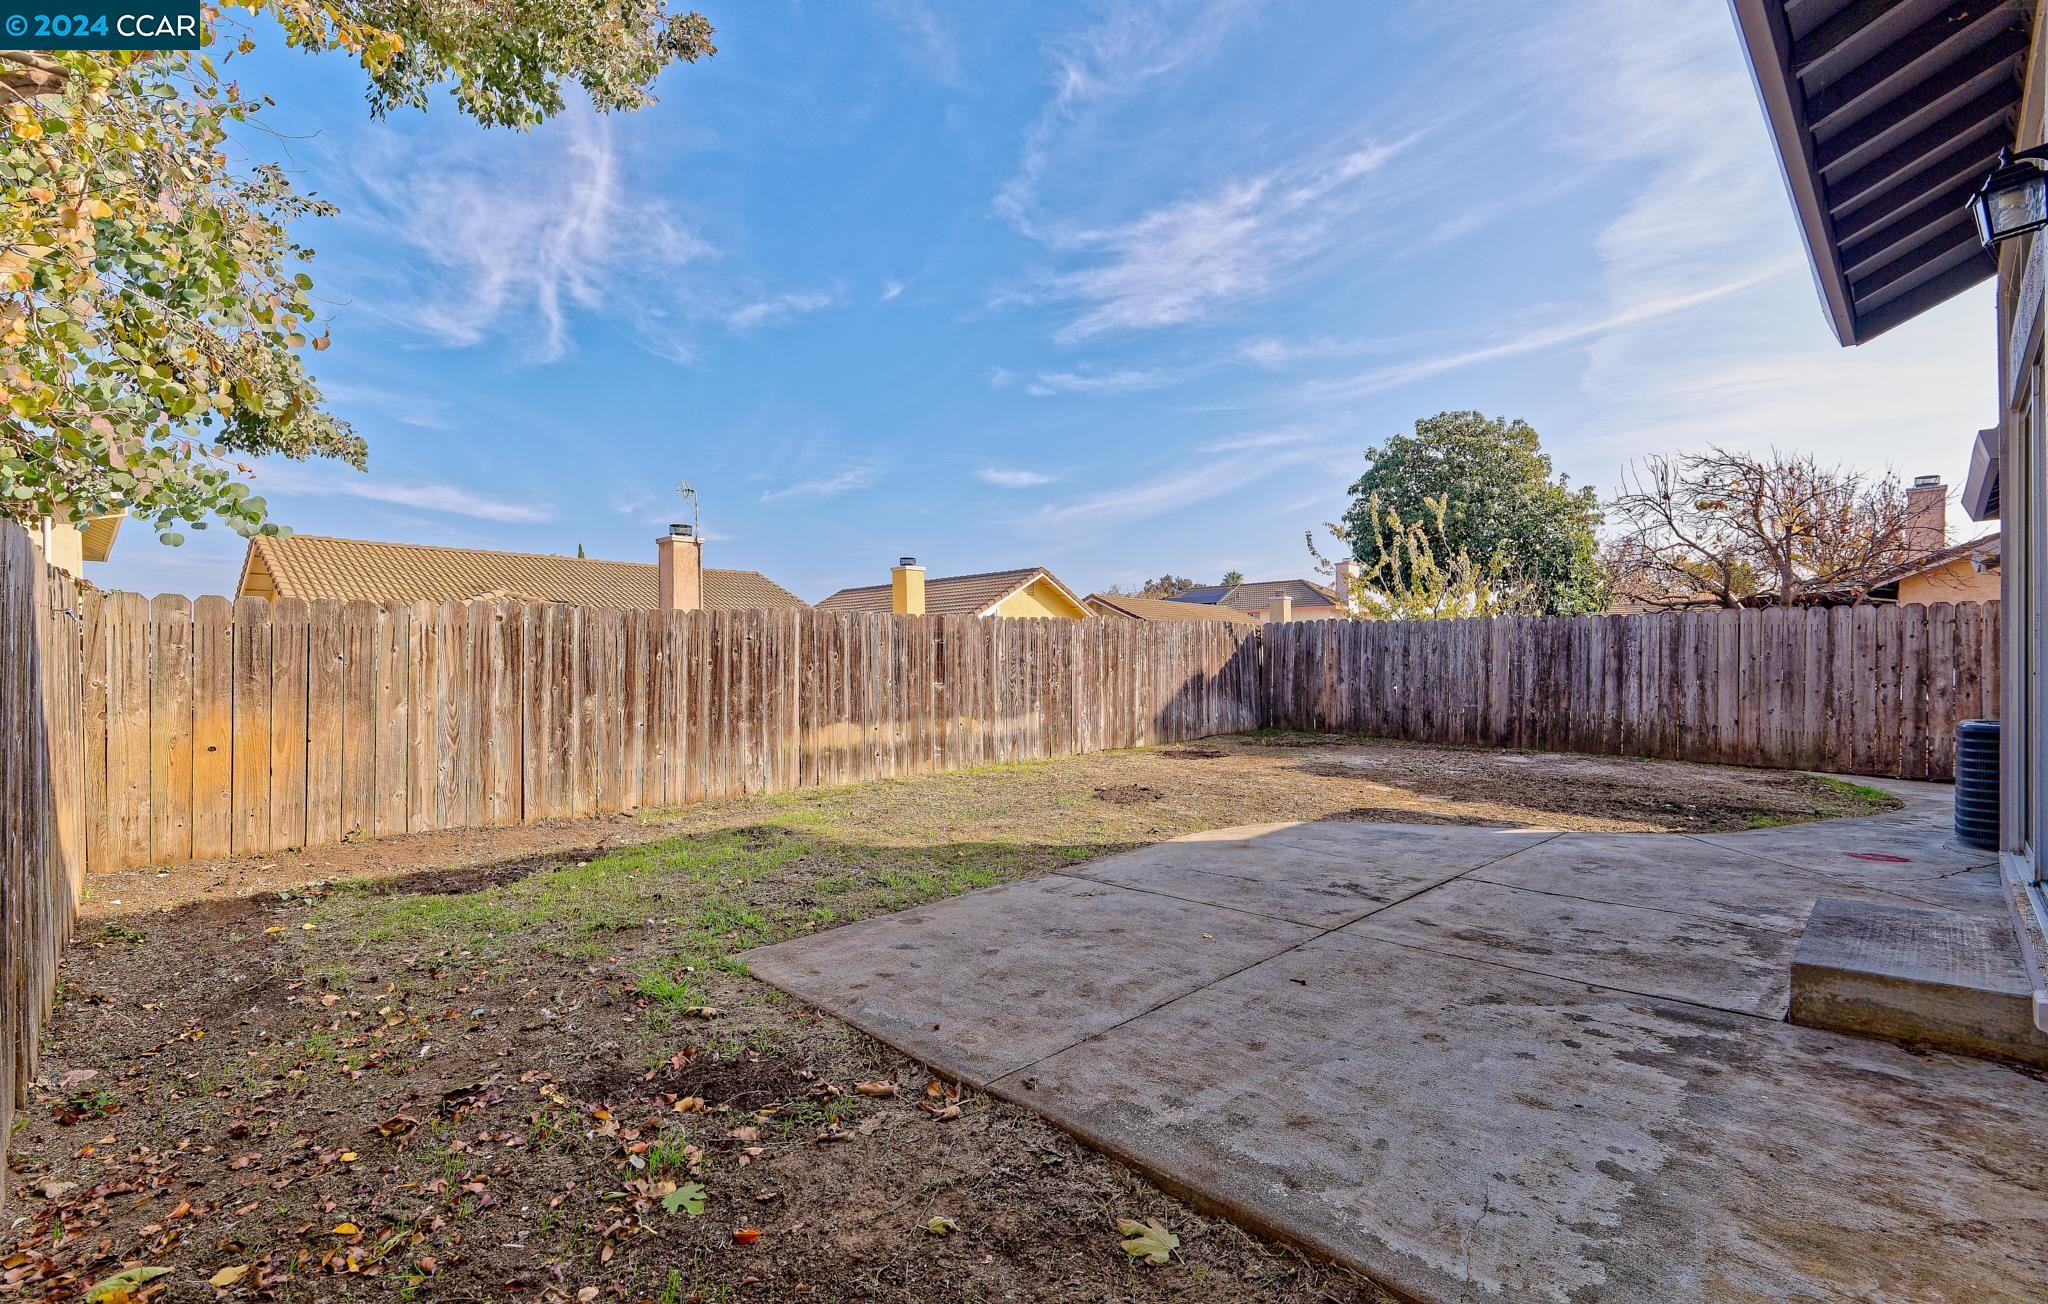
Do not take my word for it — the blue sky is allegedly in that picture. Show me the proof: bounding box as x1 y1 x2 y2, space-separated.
100 0 1999 601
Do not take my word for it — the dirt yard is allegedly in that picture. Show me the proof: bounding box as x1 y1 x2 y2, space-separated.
3 735 1891 1302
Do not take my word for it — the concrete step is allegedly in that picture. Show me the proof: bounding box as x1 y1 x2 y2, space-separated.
1790 896 2048 1068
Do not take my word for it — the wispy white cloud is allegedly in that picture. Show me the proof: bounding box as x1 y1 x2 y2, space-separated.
725 290 838 333
995 0 1264 233
1020 366 1175 396
346 104 708 362
1198 429 1318 454
252 463 555 524
880 279 905 302
870 0 963 85
1028 138 1409 342
759 462 882 503
1300 263 1793 402
1027 429 1330 532
319 381 454 430
977 467 1060 488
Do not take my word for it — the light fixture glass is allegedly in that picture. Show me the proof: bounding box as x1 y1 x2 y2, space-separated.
1970 147 2048 247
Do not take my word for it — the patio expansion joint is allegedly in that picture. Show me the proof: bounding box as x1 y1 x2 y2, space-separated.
986 831 1571 1092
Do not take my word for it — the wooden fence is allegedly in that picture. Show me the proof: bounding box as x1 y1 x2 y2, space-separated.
68 595 1262 873
1 525 87 1207
26 588 2011 882
1261 602 1999 781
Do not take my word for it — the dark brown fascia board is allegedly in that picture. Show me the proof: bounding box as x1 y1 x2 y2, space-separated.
1731 0 1860 343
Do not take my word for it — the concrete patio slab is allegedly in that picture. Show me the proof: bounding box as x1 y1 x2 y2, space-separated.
1070 825 1558 928
743 873 1315 1085
997 930 2048 1303
1346 877 1798 1016
744 780 2048 1301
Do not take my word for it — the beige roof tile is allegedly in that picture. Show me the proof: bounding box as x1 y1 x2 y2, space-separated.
240 534 805 611
1169 578 1339 613
816 567 1075 616
1084 592 1260 623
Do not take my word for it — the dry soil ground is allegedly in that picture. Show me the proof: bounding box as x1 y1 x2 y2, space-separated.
3 734 1892 1303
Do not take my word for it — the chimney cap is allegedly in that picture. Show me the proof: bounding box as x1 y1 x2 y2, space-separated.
668 523 697 538
897 556 920 568
1912 474 1942 488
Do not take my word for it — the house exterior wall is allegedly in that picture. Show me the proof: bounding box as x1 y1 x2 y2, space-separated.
1896 558 2001 606
1997 17 2048 893
991 578 1089 619
32 519 83 577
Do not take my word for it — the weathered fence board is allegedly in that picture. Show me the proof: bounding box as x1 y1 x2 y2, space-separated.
1262 604 2000 782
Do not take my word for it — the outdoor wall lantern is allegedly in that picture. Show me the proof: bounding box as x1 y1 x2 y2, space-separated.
1970 146 2048 247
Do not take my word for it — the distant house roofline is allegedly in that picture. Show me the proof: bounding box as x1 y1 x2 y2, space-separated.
815 565 1089 617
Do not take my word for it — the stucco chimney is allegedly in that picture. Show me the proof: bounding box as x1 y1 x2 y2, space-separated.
892 556 925 616
1333 559 1362 613
656 523 703 612
1905 475 1947 556
1274 592 1293 623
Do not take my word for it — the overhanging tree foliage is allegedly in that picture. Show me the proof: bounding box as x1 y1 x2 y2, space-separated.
1310 494 1533 620
1 3 713 545
1339 411 1604 615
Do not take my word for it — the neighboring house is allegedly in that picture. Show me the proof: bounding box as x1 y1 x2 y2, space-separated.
1167 578 1343 623
1084 592 1260 624
29 508 121 579
234 528 805 611
1871 533 2002 607
816 558 1090 619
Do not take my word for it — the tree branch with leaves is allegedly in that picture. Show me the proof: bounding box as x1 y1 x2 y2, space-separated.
1310 494 1533 620
2 2 713 546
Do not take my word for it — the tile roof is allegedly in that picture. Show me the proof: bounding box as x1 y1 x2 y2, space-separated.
1870 531 2001 589
1084 592 1260 624
816 567 1075 616
239 534 806 610
1167 578 1340 614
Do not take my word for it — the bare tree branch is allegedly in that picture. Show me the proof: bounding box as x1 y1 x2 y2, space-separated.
1606 449 1916 608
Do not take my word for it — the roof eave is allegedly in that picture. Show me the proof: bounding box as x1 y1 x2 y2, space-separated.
1731 0 1864 345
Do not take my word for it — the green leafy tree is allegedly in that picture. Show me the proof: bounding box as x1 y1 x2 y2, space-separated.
1220 569 1244 586
1310 495 1532 620
1105 573 1200 598
1339 411 1604 615
1 4 714 546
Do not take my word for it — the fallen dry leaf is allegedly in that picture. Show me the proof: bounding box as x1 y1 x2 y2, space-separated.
854 1080 897 1098
926 1216 958 1236
732 1227 762 1245
84 1266 172 1302
208 1264 249 1288
1117 1217 1180 1265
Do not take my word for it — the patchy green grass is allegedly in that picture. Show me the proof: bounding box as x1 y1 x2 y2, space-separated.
308 797 1133 1001
1808 775 1898 808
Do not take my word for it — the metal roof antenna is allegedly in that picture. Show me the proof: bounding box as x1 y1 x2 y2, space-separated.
675 480 700 536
